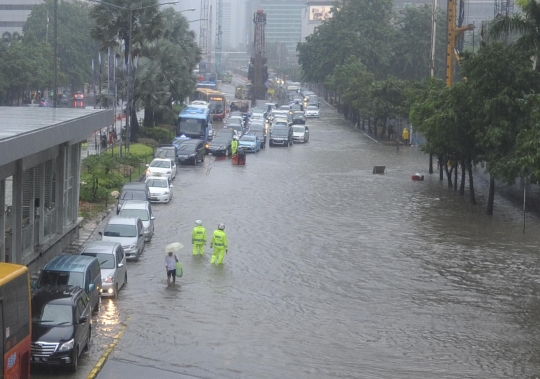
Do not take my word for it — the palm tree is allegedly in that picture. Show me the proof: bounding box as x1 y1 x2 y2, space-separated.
489 0 540 70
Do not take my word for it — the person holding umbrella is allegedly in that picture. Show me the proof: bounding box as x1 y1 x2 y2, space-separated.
164 243 183 284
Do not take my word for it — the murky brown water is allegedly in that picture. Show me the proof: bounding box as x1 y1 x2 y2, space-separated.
34 84 540 379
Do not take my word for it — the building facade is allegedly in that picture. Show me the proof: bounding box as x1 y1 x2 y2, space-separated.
0 0 44 37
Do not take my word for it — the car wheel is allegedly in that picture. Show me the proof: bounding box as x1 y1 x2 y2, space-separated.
93 300 99 313
193 156 197 165
125 272 128 284
70 348 78 372
113 284 118 299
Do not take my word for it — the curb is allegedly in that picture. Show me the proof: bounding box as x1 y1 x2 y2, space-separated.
86 317 130 379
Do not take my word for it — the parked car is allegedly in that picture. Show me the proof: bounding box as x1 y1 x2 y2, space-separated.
269 125 293 147
292 111 306 125
118 200 155 241
207 135 233 156
293 125 310 143
145 158 177 180
239 134 261 153
80 241 127 298
305 105 320 117
35 254 102 313
176 139 206 165
31 286 91 372
214 128 235 139
116 182 150 214
100 216 145 261
145 176 173 203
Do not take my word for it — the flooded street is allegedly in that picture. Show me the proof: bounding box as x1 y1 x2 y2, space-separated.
34 87 540 379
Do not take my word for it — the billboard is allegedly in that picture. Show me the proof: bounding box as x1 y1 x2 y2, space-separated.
308 5 333 21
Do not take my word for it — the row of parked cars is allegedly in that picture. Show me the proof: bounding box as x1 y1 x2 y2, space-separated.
30 149 184 371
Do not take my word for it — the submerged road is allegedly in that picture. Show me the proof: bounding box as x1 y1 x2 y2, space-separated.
33 85 540 379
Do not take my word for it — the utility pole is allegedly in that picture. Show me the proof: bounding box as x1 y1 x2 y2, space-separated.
215 0 223 78
53 0 58 108
428 0 438 173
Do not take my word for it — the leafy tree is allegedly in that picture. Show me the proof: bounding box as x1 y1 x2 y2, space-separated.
460 43 540 214
488 0 540 71
369 76 407 137
390 6 447 80
24 0 99 91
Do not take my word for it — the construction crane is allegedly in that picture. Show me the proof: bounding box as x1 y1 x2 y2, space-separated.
215 0 223 78
248 9 267 105
207 4 213 66
446 0 474 86
495 0 514 17
199 0 209 76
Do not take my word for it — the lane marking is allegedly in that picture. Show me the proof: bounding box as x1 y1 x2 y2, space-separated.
86 316 130 379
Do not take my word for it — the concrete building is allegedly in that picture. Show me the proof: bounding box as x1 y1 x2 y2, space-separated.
0 107 113 274
0 0 44 37
301 1 333 42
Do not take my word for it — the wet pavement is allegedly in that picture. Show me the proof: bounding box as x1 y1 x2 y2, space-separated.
32 82 540 379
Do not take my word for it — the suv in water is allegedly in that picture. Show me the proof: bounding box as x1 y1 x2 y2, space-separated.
31 285 92 372
269 125 293 147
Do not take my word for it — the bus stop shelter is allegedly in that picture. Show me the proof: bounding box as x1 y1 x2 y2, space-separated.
0 107 113 272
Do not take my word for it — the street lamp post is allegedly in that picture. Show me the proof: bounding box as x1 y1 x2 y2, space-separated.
88 0 186 150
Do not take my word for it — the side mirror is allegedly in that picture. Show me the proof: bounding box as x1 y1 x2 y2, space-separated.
78 316 88 324
169 184 174 188
151 216 156 220
98 231 103 236
30 280 37 289
117 263 124 268
146 164 149 167
139 233 143 237
88 283 95 292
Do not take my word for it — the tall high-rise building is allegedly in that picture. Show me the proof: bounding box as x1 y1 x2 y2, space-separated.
0 0 44 37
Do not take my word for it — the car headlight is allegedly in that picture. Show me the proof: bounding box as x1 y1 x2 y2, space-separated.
146 169 151 175
164 191 169 195
58 339 74 352
129 244 137 249
103 275 114 283
166 171 171 174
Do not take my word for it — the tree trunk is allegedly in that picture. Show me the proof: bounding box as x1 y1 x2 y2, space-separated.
459 159 466 195
486 176 495 215
130 108 139 142
439 155 444 181
453 161 458 191
466 159 476 205
444 160 452 188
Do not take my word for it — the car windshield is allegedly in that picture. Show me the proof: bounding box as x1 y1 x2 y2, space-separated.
33 304 73 326
274 122 288 128
103 224 137 238
38 271 84 288
146 178 168 188
155 149 175 159
119 209 150 221
178 143 197 152
272 128 289 136
251 107 265 114
293 127 305 133
250 124 265 131
240 136 255 142
120 191 146 201
82 252 115 269
212 137 230 144
150 160 171 168
226 124 242 132
279 106 290 111
308 106 318 110
293 112 304 118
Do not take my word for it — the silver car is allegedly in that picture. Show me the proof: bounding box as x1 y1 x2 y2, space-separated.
80 241 127 298
100 216 145 261
118 200 155 241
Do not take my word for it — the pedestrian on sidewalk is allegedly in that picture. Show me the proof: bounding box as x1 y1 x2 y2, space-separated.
165 251 179 284
192 220 207 256
402 127 409 145
210 223 228 265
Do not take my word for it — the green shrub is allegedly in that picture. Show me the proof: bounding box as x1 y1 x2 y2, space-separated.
138 137 159 149
140 127 171 143
110 143 153 158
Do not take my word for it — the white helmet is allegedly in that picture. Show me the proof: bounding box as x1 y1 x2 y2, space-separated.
195 220 202 226
218 223 225 230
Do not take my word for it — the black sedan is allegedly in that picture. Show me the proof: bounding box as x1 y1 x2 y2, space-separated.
176 139 206 164
206 135 233 156
292 111 306 125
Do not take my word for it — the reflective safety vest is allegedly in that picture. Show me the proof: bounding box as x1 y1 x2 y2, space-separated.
211 230 228 249
192 226 206 244
231 139 238 153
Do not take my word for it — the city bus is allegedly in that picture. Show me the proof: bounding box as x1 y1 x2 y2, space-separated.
0 263 31 379
196 81 218 90
193 89 227 120
177 106 212 142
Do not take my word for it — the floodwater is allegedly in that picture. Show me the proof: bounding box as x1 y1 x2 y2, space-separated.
34 87 540 379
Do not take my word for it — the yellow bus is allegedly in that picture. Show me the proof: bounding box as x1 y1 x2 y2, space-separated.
193 89 228 121
0 263 31 379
